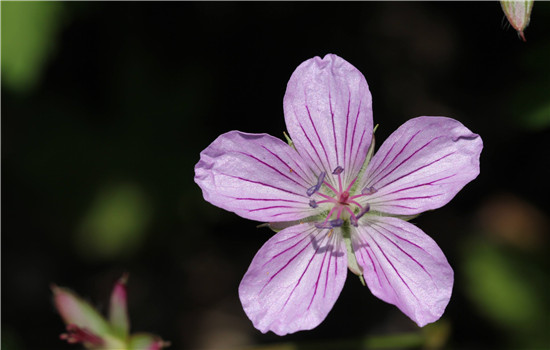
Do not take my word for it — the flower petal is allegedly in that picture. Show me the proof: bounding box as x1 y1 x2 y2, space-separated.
239 223 347 335
195 131 319 221
352 216 453 326
362 116 482 215
283 54 373 187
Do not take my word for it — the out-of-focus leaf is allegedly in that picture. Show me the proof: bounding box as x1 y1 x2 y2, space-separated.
461 236 548 346
523 101 550 130
75 182 152 261
1 2 65 93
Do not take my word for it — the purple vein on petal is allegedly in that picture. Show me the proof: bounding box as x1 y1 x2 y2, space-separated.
266 226 317 262
232 197 303 204
367 130 424 185
261 146 311 185
304 101 331 170
378 173 457 197
274 229 309 245
281 231 326 311
221 173 304 197
374 203 416 210
297 118 326 174
248 205 298 213
370 231 421 303
366 138 398 183
391 194 443 201
343 90 351 172
372 150 455 191
362 233 397 298
349 99 364 178
328 88 339 167
238 151 305 188
324 238 334 298
355 233 384 289
371 221 436 286
373 221 438 261
269 211 313 218
350 127 367 183
309 234 332 310
259 232 315 295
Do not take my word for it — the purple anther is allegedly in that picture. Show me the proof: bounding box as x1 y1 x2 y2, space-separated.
329 218 344 227
306 172 326 196
362 186 377 195
350 204 370 227
356 203 370 220
332 166 344 175
315 219 342 229
309 199 318 208
315 221 332 229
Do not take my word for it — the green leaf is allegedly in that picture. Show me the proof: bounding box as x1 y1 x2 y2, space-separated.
1 2 65 93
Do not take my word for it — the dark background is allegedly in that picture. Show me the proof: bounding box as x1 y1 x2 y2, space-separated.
2 2 549 350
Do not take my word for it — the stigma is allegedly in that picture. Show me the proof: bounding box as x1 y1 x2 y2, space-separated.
307 166 375 228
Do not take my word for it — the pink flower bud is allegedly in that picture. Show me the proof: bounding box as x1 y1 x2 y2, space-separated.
51 284 111 339
109 273 130 338
500 1 534 41
52 275 169 349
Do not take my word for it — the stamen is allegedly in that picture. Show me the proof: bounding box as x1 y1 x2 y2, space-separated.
315 218 343 229
309 199 318 208
356 203 370 220
333 166 344 193
316 192 338 202
306 172 326 196
362 186 377 195
350 204 370 227
322 180 339 196
315 222 331 229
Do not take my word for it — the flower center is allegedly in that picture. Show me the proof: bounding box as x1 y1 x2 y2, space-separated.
307 166 375 229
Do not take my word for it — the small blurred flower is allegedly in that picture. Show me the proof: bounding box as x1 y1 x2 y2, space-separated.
501 1 534 41
52 274 169 350
195 54 483 335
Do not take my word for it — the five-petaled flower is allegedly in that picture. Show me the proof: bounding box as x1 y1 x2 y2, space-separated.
194 54 482 335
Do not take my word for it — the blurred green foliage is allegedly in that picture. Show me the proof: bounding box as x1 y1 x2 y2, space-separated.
1 2 65 93
462 236 549 348
76 183 152 261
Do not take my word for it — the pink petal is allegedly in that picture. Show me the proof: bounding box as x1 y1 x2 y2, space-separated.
195 131 318 221
362 117 482 216
283 54 373 186
239 223 347 335
352 216 453 327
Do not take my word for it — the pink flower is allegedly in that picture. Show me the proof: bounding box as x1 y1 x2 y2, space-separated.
52 274 169 349
195 54 483 335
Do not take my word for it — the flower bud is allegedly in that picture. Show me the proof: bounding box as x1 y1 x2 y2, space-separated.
500 1 534 41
